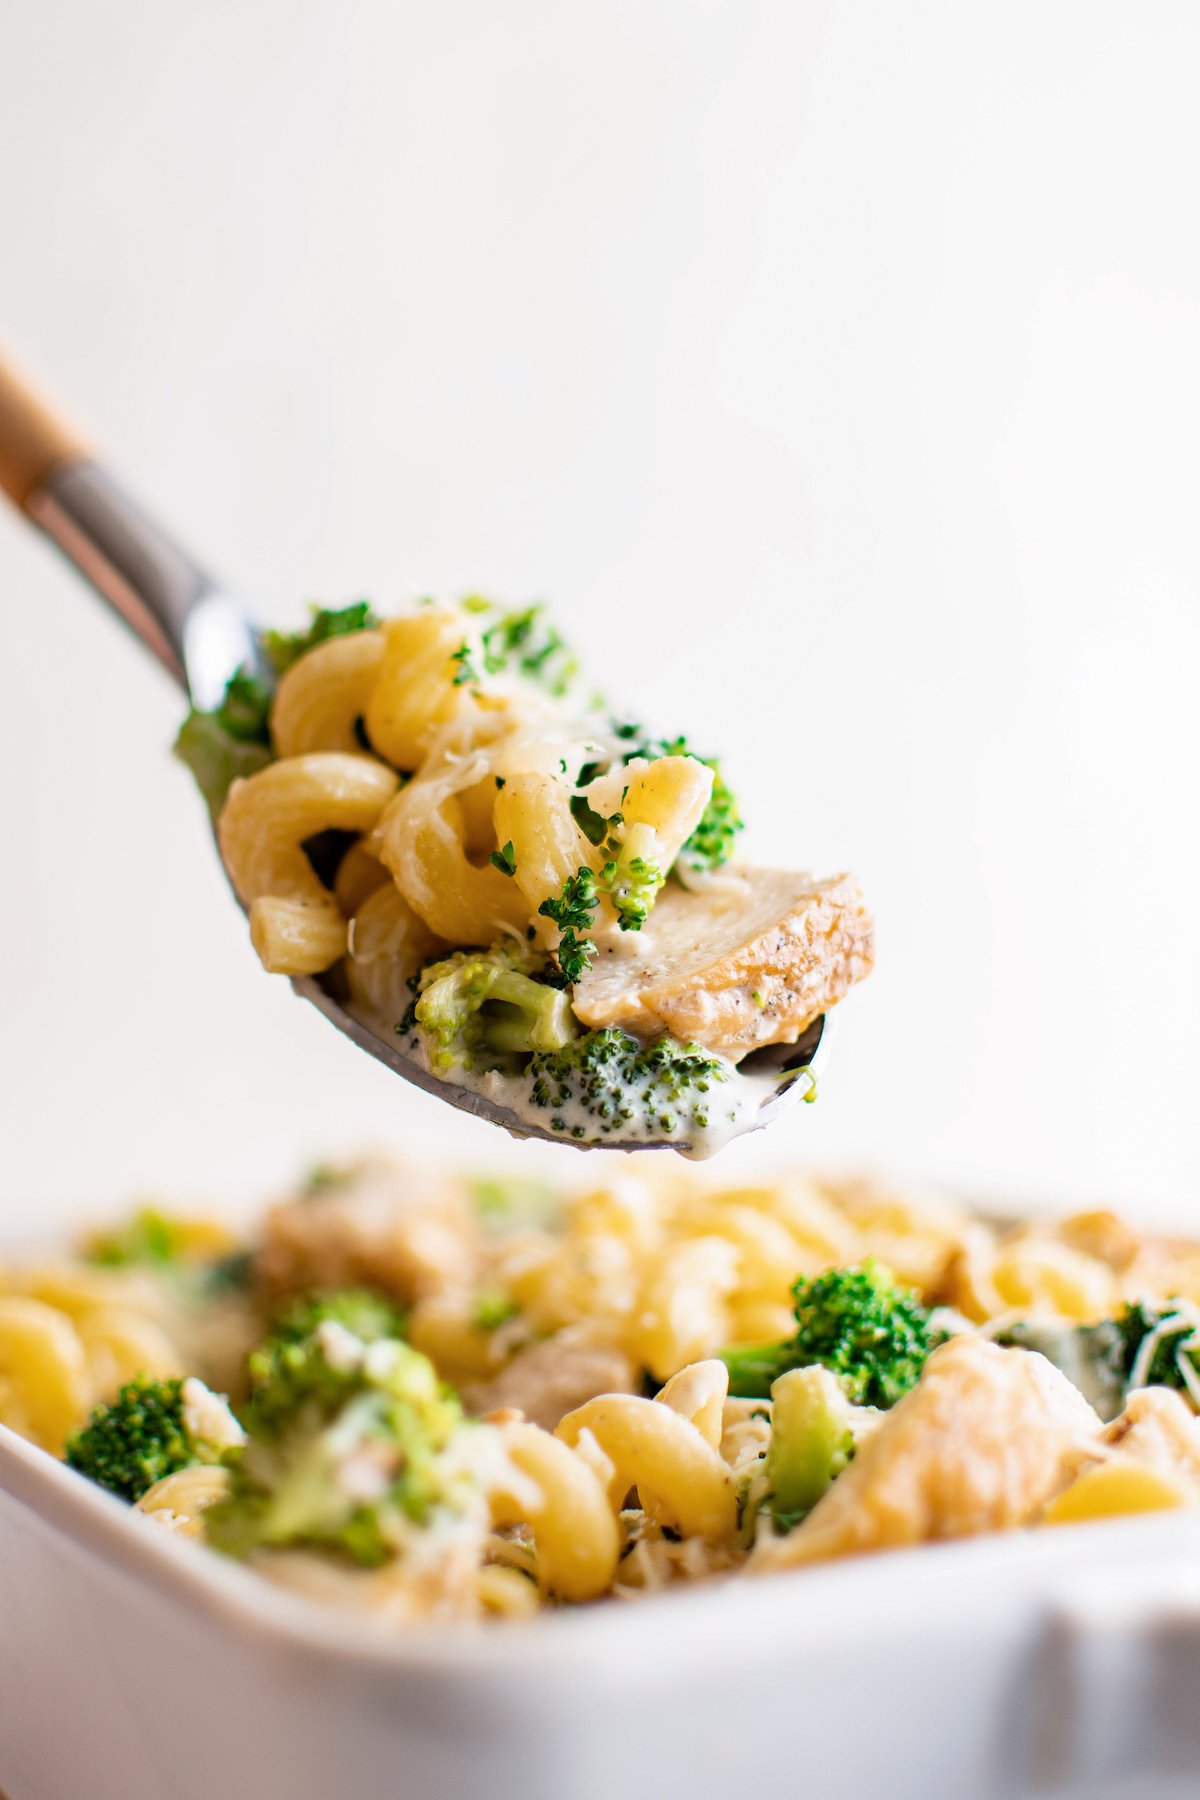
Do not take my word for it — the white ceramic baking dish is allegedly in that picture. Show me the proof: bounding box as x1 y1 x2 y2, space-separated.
4 1423 1200 1800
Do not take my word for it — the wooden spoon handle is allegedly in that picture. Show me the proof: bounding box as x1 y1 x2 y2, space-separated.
0 348 88 510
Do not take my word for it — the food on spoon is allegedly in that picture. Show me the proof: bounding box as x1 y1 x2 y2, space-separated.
175 599 874 1153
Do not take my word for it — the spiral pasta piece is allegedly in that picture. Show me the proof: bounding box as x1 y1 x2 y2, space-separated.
0 1297 91 1453
556 1392 737 1542
627 1237 741 1382
75 1307 185 1401
476 1562 541 1618
493 771 598 930
489 1419 621 1601
346 882 443 1021
219 753 398 974
17 1265 173 1326
950 1227 1117 1325
271 631 385 757
619 756 713 869
377 780 528 946
363 611 472 770
333 841 391 918
655 1359 729 1448
135 1464 233 1537
406 1296 509 1384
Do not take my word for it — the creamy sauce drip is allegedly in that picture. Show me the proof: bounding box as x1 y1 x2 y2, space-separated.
347 1001 803 1159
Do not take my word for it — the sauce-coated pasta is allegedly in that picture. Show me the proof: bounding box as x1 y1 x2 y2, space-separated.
6 1159 1200 1626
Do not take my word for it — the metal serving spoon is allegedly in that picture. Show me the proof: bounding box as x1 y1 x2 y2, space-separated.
0 348 829 1149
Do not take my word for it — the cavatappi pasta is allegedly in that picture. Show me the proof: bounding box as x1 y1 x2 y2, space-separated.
6 1158 1200 1626
176 600 875 1155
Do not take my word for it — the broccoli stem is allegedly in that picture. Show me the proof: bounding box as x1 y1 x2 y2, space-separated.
717 1342 790 1400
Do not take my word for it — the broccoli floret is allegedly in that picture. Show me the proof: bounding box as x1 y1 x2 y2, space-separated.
538 838 665 977
995 1300 1200 1422
85 1207 200 1269
250 1291 408 1403
83 1206 240 1273
720 1261 938 1405
207 1313 470 1565
538 868 601 984
173 667 274 818
764 1365 861 1532
1119 1300 1200 1399
201 1249 257 1297
262 601 378 677
471 1292 520 1331
83 1209 253 1305
470 1175 562 1236
448 600 578 697
611 727 743 876
476 600 579 697
303 1162 355 1196
65 1377 244 1504
450 642 481 686
241 1299 400 1448
597 824 665 932
412 947 578 1070
676 757 741 876
528 1027 729 1141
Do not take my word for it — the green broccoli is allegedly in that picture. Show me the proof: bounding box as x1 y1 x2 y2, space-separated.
995 1300 1200 1422
83 1208 254 1303
537 868 601 984
764 1365 861 1532
411 947 578 1070
528 1026 730 1141
538 835 666 979
471 1292 520 1331
65 1377 245 1504
248 1292 408 1414
201 1249 258 1297
597 825 665 932
249 1291 409 1409
720 1261 938 1405
173 668 274 818
206 1313 471 1566
262 601 378 677
470 1174 562 1236
473 600 579 697
85 1207 203 1269
303 1162 355 1196
450 642 482 686
1119 1301 1200 1399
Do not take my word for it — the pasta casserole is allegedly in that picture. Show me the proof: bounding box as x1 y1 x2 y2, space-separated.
174 600 874 1154
5 1158 1200 1625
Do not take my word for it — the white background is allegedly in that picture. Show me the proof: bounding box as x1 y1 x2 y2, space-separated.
2 1 1198 1233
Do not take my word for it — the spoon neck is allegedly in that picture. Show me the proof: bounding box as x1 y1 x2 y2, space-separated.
29 460 260 706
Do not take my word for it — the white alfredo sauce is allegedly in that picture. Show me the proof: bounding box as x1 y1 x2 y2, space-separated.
348 999 805 1159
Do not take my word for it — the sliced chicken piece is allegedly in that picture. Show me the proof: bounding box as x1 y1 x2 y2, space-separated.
751 1336 1102 1571
1102 1387 1200 1484
258 1159 480 1304
572 869 873 1061
463 1326 639 1431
